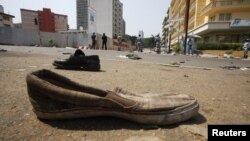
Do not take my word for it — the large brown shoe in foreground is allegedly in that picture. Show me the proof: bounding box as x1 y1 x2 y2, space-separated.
26 69 199 125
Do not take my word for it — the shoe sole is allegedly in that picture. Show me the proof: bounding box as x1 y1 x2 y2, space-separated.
33 103 199 125
53 62 100 71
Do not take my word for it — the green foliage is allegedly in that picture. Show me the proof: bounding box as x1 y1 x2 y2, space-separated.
197 42 243 50
113 34 118 39
172 43 180 53
48 39 55 47
125 35 137 45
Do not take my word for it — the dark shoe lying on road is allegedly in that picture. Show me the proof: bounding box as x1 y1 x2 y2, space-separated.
26 69 199 125
53 49 100 71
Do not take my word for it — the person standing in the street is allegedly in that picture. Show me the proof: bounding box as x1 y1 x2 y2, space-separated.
102 33 108 50
243 38 250 58
91 32 96 49
187 38 193 56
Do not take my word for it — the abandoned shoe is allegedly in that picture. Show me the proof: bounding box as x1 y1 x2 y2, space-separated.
26 69 199 125
53 49 100 71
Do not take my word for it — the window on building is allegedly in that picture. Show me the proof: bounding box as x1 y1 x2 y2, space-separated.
225 13 231 21
209 15 215 21
4 24 10 27
3 16 10 21
34 18 38 25
219 13 231 21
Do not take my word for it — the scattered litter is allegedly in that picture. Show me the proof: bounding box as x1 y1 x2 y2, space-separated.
78 46 89 50
62 52 72 55
246 81 250 83
234 57 241 59
65 47 74 49
184 74 189 78
180 61 185 63
223 54 234 59
222 66 240 70
170 62 180 66
171 52 176 56
126 54 142 60
200 54 219 58
0 49 7 52
240 67 249 71
117 55 128 59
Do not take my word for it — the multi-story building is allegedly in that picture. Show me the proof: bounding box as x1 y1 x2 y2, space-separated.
76 0 125 38
168 0 250 44
0 5 15 27
162 8 170 45
21 8 68 32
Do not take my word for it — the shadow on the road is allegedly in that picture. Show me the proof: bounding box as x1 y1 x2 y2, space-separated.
41 113 206 131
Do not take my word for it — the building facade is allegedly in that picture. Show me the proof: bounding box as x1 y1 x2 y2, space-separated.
21 8 68 32
0 5 15 27
76 0 125 38
162 8 170 45
138 30 144 38
168 0 250 44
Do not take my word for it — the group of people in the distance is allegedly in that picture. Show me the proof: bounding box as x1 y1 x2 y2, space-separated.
91 32 107 50
91 32 250 58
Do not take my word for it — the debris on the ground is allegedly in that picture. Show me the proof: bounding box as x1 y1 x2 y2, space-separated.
221 66 240 70
180 61 185 63
222 66 250 71
246 80 250 83
240 67 250 71
117 55 128 59
0 49 8 52
170 62 180 65
171 52 176 56
223 54 234 59
184 74 189 78
62 52 72 55
65 47 75 49
200 54 219 58
126 54 142 60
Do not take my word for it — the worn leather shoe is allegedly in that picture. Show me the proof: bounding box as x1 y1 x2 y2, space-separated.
53 49 100 71
26 69 199 125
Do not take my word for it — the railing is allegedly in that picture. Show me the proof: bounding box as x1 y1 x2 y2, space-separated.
201 0 250 15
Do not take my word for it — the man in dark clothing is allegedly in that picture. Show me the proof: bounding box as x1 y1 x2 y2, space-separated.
91 32 96 49
102 33 108 50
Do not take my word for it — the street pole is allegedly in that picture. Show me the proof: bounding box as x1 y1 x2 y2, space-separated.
168 28 172 53
183 0 190 55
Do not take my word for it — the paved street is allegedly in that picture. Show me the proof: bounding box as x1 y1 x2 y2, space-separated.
1 45 250 69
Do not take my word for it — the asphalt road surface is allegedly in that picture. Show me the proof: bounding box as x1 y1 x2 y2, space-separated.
1 45 250 69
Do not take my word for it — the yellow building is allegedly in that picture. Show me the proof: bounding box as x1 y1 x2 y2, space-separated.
168 0 250 44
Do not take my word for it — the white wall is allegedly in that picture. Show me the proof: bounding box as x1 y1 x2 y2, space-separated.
90 0 113 38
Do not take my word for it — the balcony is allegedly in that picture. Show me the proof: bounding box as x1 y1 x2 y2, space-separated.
201 0 250 16
189 21 231 35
